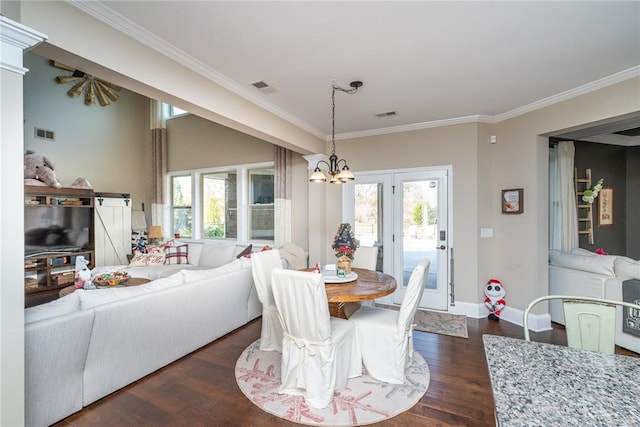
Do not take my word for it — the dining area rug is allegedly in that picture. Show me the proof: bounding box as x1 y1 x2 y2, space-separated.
235 339 430 426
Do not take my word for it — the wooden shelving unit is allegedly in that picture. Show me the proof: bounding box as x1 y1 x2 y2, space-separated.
574 168 594 245
24 185 95 307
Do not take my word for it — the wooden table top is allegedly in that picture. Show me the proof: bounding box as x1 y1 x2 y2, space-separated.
304 267 397 303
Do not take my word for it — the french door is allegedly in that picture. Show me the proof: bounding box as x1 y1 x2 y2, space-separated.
343 167 451 310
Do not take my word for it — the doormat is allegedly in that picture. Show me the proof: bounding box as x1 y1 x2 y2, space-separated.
376 304 469 338
236 339 429 426
413 309 468 338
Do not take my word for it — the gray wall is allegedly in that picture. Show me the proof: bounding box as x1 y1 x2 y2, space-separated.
627 146 640 259
23 52 152 212
574 140 639 258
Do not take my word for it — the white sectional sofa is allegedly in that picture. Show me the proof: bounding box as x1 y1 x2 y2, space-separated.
24 254 261 427
548 248 640 353
96 240 253 280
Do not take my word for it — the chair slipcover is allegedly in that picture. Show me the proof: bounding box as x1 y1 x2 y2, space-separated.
251 249 284 351
271 269 362 408
524 295 640 354
348 258 430 384
351 246 379 270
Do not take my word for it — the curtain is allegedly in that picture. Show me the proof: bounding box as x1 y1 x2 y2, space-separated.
549 140 578 251
150 100 167 230
274 146 292 247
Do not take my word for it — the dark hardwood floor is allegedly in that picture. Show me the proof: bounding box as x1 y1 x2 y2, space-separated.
54 316 638 427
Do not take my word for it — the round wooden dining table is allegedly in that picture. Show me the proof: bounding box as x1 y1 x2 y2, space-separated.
304 267 397 318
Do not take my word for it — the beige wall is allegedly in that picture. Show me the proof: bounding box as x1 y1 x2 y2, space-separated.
491 78 640 311
23 53 151 212
16 0 640 313
166 113 309 249
20 0 325 156
332 123 482 303
167 114 276 171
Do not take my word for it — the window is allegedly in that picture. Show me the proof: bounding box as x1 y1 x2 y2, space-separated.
171 175 192 238
168 163 274 242
202 171 237 239
249 168 274 240
168 105 188 117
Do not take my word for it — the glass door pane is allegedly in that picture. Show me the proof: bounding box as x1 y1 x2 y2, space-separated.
354 182 382 270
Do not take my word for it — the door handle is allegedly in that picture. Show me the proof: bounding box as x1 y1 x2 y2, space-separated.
437 245 446 250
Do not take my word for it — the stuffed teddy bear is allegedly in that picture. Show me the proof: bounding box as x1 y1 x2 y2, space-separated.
24 152 63 188
484 278 506 321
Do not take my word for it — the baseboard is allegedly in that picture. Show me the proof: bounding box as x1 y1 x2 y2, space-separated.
447 301 552 332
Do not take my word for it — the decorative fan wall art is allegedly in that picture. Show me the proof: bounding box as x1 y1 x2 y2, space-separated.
51 61 121 106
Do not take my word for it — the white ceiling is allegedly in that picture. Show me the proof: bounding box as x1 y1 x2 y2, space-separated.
76 1 640 140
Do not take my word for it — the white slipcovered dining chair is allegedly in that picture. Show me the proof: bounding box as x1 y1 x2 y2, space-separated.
348 258 430 384
271 269 362 408
250 249 284 352
351 245 379 270
524 295 640 354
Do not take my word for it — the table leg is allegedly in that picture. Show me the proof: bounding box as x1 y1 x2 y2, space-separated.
328 302 346 319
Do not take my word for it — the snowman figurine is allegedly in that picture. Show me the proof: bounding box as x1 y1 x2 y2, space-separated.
74 255 93 289
484 278 506 321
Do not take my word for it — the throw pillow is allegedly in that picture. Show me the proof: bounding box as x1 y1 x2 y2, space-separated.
197 243 236 268
165 244 189 265
128 248 166 267
236 244 253 259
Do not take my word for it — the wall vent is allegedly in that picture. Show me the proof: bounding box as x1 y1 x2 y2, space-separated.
34 127 55 141
375 111 397 118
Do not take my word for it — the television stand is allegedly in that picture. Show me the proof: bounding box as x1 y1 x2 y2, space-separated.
24 186 95 307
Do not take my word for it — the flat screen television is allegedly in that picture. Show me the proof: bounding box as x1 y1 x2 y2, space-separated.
24 205 91 256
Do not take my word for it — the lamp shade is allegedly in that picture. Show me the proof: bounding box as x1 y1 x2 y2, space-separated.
131 211 147 230
148 225 163 239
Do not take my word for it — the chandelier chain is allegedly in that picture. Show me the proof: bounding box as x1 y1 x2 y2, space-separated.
331 82 360 155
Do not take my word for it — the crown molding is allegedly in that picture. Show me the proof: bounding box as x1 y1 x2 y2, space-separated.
0 16 47 74
334 115 495 140
67 1 640 141
494 66 640 123
69 0 325 140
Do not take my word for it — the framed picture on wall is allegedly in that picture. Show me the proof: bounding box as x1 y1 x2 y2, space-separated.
502 188 523 214
598 187 613 226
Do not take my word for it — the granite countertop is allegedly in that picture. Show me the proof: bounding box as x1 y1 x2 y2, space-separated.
483 334 640 426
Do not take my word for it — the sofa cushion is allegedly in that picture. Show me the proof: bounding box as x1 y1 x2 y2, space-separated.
548 250 616 276
181 258 250 282
570 248 596 256
197 243 236 268
25 292 81 323
165 244 189 265
184 242 202 265
76 273 184 310
615 257 640 280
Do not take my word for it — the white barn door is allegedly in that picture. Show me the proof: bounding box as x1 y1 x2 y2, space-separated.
94 195 132 267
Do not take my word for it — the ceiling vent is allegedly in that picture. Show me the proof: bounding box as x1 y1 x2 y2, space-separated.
375 111 397 118
250 80 277 94
251 81 270 89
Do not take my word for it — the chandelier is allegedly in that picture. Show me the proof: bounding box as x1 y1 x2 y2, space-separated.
309 80 363 184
